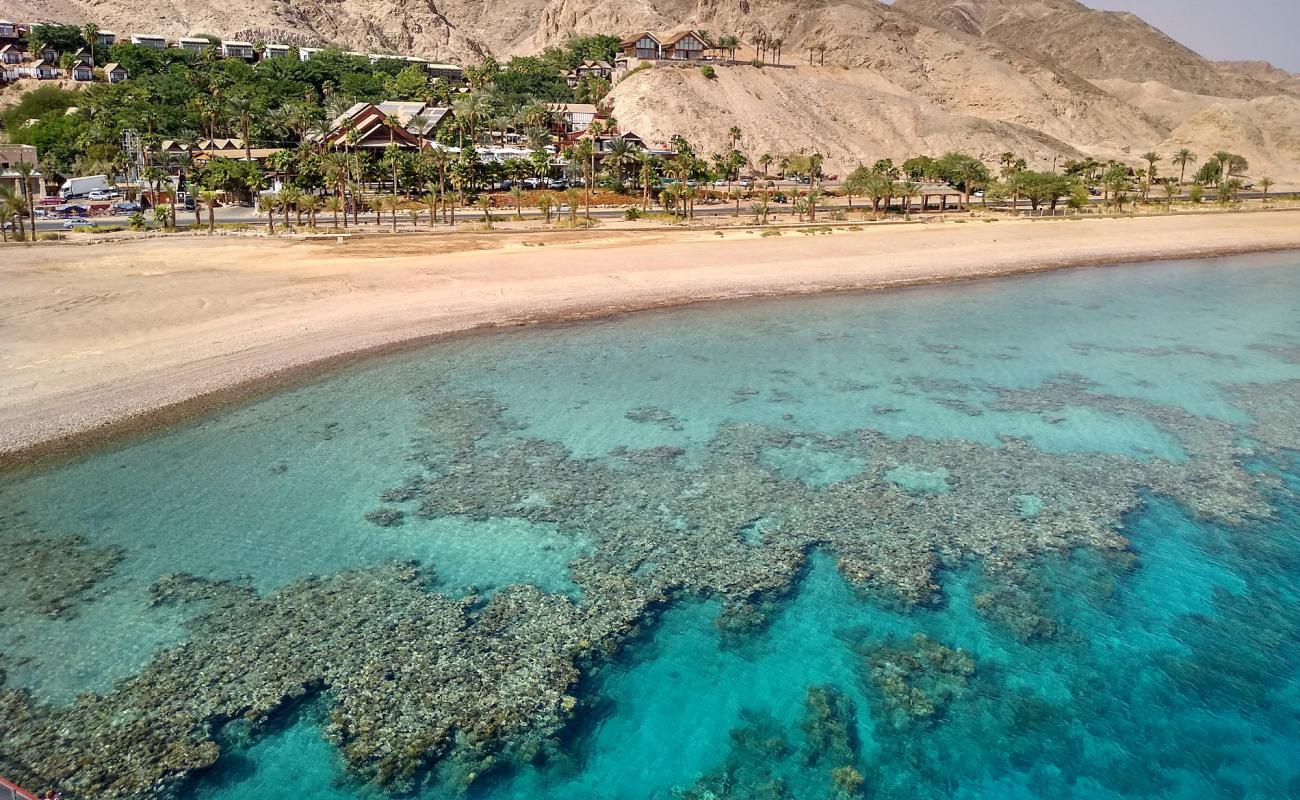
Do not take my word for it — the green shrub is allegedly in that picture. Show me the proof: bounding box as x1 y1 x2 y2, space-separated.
700 65 717 80
624 207 643 220
36 232 60 241
128 212 146 231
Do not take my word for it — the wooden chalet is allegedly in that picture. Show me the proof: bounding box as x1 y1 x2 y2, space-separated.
620 33 661 60
660 30 709 61
546 103 599 136
313 103 428 150
104 62 128 83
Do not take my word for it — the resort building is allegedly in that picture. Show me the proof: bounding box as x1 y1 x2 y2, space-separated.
426 63 465 82
221 41 256 60
562 59 613 86
104 62 128 83
70 61 95 81
95 31 117 49
178 37 212 53
0 20 17 39
38 46 58 64
17 57 61 80
131 34 168 49
312 102 430 150
620 33 661 60
298 47 322 61
263 43 292 59
0 44 22 65
546 103 598 135
0 144 41 197
660 30 710 61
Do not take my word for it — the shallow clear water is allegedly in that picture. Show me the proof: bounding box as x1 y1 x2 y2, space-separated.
3 253 1300 800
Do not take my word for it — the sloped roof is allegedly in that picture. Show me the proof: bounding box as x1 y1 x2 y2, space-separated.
662 30 710 47
104 62 125 72
620 32 660 46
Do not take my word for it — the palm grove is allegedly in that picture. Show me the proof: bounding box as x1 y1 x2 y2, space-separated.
0 24 1271 238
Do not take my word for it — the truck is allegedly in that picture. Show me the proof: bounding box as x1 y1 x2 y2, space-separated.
59 175 111 199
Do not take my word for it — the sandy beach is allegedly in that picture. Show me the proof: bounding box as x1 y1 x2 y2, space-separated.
3 211 1299 461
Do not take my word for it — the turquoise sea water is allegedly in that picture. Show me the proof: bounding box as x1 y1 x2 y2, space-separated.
3 252 1300 799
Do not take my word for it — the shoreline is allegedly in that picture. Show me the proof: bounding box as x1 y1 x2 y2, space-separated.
3 212 1300 468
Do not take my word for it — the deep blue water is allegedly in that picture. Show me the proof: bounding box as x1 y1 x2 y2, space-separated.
3 253 1300 800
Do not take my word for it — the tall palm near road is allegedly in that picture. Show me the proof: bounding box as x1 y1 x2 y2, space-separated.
198 190 219 232
1 186 27 241
13 159 38 237
770 37 784 65
1259 176 1274 203
1171 149 1196 185
574 139 596 220
257 194 278 234
815 44 829 65
1211 151 1234 187
898 180 920 220
637 150 657 210
604 136 635 191
324 194 344 228
717 35 739 62
1141 152 1160 201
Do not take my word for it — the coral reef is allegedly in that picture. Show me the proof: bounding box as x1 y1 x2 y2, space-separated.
1 369 1293 798
861 634 975 728
0 534 124 619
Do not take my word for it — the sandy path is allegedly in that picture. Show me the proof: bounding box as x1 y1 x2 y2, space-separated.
3 212 1299 459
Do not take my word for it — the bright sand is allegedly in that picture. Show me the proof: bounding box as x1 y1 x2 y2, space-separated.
3 211 1300 457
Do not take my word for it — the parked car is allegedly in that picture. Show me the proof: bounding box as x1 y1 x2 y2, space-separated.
62 218 96 230
87 189 121 201
110 201 141 214
546 178 568 190
523 177 545 189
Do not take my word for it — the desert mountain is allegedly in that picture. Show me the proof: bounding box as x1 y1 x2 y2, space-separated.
8 0 1299 180
890 0 1273 99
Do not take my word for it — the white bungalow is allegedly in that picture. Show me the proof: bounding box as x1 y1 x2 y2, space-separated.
95 30 117 48
298 46 322 60
70 62 94 81
0 20 17 39
19 59 61 80
0 44 21 65
221 41 255 60
130 34 167 49
178 37 212 53
263 43 292 59
104 62 128 83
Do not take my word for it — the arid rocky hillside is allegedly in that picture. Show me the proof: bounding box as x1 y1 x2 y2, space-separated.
9 0 1299 180
890 0 1273 99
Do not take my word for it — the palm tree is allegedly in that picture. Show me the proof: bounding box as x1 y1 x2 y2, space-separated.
257 194 278 234
1141 152 1160 202
452 93 490 147
12 159 38 237
728 126 743 152
815 44 829 66
1 186 28 241
83 23 99 65
770 37 784 65
509 185 525 220
564 187 581 226
636 150 657 211
898 180 920 220
420 191 439 227
324 194 345 228
1162 180 1178 210
574 139 596 220
1259 175 1274 203
759 153 773 177
477 194 493 228
538 192 554 224
1171 149 1196 185
299 195 321 229
228 95 255 163
604 137 636 192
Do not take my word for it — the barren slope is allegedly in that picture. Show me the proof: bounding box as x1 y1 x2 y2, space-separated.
892 0 1273 99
